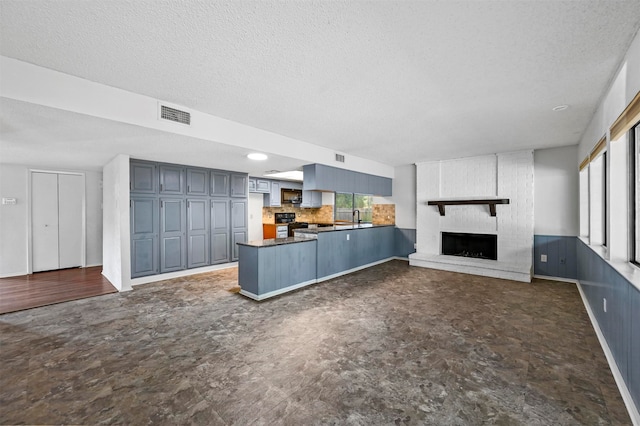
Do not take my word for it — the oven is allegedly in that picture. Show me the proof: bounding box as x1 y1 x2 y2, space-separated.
274 213 309 237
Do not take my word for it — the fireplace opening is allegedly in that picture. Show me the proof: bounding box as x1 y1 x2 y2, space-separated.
442 232 497 260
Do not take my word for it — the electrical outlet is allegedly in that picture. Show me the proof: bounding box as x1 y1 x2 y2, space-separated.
346 234 350 241
603 298 607 313
541 254 547 263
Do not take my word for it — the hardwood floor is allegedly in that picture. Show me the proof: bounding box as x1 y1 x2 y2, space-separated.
0 266 117 315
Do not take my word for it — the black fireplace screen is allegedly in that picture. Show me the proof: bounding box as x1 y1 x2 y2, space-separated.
442 232 497 260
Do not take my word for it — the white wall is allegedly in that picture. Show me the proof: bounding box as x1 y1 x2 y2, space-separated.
578 28 640 261
533 145 579 236
0 163 103 277
248 192 264 241
579 30 640 158
380 164 416 229
102 154 131 291
85 171 103 266
0 164 28 277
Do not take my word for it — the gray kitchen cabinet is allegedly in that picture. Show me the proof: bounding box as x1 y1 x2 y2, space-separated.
315 226 394 280
300 190 322 208
248 178 257 192
256 179 271 193
231 200 248 261
264 181 281 207
187 199 209 268
187 168 209 196
130 161 157 194
211 199 229 264
230 173 248 197
211 171 230 197
130 197 159 277
159 165 185 195
160 198 186 272
131 159 247 277
237 240 317 299
302 163 392 196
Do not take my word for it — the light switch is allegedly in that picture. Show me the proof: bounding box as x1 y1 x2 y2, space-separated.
541 254 547 263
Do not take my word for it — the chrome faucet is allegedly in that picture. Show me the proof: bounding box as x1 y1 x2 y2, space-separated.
353 209 361 224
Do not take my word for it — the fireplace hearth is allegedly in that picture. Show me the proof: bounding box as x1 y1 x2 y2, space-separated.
442 232 497 260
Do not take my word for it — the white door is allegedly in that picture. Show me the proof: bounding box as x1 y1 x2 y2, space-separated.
32 172 83 272
32 172 60 272
58 174 83 268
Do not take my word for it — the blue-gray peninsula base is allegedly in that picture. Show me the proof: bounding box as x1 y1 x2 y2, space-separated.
237 225 395 300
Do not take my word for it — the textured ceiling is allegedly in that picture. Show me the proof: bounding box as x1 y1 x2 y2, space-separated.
1 0 640 168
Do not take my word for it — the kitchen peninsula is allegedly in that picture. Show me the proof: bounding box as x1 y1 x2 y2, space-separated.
237 224 395 300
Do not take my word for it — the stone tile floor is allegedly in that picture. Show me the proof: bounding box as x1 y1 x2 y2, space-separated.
0 260 631 425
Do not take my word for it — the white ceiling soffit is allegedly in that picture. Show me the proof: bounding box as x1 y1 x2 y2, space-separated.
1 0 640 166
0 98 307 175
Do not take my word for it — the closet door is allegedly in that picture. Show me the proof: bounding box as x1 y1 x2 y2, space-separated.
187 199 209 268
160 198 186 273
32 172 83 272
32 173 60 272
58 174 83 268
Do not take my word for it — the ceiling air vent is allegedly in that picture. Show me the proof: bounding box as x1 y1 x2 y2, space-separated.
160 105 191 125
335 153 345 163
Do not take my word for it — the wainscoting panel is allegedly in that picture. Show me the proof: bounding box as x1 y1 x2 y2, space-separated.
533 235 577 279
577 238 639 413
395 228 416 258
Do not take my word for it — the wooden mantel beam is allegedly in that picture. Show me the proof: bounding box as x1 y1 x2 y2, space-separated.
427 199 510 217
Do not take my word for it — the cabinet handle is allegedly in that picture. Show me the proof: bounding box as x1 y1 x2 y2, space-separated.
188 185 190 192
160 183 163 191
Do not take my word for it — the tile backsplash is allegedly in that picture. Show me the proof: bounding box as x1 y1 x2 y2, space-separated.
262 205 334 224
262 204 395 225
372 204 396 225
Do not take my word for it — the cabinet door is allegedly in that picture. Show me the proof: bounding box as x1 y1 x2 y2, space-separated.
230 173 248 197
355 172 368 195
301 190 322 208
159 165 185 194
211 200 229 264
231 200 247 261
187 199 209 268
265 181 281 207
187 168 209 196
231 200 247 230
211 171 229 197
130 161 157 194
256 179 271 193
232 231 247 261
160 198 186 272
248 178 257 192
130 197 159 277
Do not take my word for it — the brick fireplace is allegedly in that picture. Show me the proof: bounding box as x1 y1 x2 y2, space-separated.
409 151 533 282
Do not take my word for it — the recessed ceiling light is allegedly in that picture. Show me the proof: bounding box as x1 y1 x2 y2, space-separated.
552 105 569 112
247 153 268 161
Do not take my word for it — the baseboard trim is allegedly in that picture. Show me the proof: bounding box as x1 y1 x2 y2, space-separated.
316 257 395 283
533 274 579 284
131 262 238 286
0 271 29 278
576 282 640 425
239 278 318 301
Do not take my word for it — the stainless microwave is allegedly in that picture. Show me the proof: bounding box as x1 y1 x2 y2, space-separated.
281 188 302 204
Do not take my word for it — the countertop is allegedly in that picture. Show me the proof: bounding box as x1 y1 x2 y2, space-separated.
238 236 317 248
295 224 394 234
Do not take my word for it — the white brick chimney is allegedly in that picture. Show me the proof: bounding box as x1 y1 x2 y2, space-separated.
409 151 534 282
